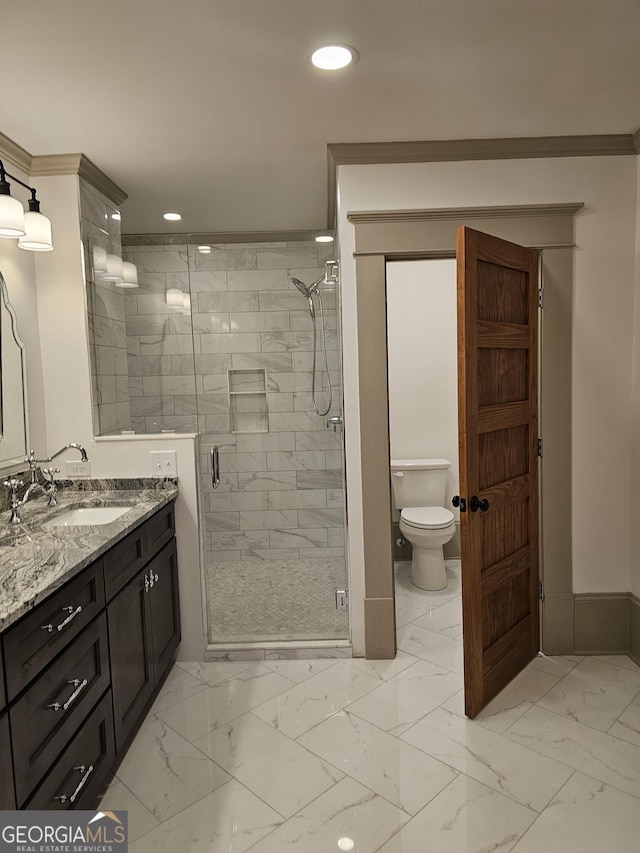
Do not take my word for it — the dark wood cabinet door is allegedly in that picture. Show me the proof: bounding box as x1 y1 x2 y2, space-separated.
146 501 175 562
0 649 6 711
0 712 16 809
103 526 148 601
148 539 181 681
108 571 154 752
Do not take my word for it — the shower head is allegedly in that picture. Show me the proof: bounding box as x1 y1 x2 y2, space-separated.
291 277 312 298
291 274 324 298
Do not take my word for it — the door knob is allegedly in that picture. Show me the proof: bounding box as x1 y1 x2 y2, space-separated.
452 496 466 512
470 496 489 512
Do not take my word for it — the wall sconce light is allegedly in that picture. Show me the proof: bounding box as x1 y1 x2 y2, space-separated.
101 253 124 282
166 287 184 307
116 261 139 288
0 158 53 250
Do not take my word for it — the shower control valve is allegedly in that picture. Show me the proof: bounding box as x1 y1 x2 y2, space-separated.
326 414 342 432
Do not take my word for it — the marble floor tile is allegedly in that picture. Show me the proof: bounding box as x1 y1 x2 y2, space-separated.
298 710 457 815
396 623 464 674
193 712 343 817
156 665 294 742
401 707 573 812
344 650 418 682
510 772 640 853
536 656 640 731
251 663 380 738
441 663 561 734
148 665 209 714
246 777 409 853
528 654 584 677
395 596 435 628
129 779 283 853
378 774 537 853
506 705 640 800
260 658 336 683
395 571 460 607
593 654 640 672
99 778 159 842
348 659 463 736
412 596 463 639
115 716 231 822
176 659 258 685
608 694 640 746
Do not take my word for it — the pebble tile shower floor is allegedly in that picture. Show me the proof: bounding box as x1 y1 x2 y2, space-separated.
206 557 349 643
100 561 640 852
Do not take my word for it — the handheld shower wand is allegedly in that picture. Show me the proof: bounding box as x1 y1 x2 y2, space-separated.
290 275 333 417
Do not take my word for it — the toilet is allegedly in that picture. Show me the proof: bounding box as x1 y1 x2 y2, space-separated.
390 458 456 591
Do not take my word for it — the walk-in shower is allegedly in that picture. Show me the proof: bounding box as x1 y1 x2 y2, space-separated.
291 272 333 417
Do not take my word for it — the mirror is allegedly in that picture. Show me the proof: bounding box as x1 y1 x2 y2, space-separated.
0 270 28 472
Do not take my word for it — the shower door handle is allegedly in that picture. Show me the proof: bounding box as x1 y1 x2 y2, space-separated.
211 446 220 489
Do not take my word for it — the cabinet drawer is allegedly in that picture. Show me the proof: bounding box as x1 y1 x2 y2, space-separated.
11 613 111 806
0 711 15 809
25 691 115 810
4 560 105 700
103 524 148 601
146 501 175 561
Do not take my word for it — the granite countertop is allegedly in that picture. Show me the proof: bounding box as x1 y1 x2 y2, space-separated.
0 479 178 633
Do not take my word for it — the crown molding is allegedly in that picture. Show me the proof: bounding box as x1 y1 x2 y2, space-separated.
347 202 585 225
0 131 32 175
31 153 127 205
327 133 637 228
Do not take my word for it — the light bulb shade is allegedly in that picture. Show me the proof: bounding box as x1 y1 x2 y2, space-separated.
166 288 184 307
0 192 26 237
182 292 191 312
92 244 108 274
116 261 139 288
101 253 124 281
18 210 53 251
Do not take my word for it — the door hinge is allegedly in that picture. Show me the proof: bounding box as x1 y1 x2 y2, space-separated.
539 580 545 601
537 438 543 457
538 287 544 308
335 590 349 611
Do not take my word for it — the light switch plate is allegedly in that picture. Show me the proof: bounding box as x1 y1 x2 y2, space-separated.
151 450 177 477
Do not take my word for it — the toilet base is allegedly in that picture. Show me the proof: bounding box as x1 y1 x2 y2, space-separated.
410 546 448 591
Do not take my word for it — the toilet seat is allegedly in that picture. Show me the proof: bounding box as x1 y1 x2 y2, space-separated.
400 506 455 531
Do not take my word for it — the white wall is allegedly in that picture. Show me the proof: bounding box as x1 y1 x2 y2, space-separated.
386 259 459 495
631 154 640 600
6 172 205 660
337 155 637 654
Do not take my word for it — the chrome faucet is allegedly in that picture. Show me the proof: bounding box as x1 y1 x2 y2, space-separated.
4 443 89 523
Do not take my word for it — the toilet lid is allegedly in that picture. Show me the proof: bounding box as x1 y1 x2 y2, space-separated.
401 506 455 530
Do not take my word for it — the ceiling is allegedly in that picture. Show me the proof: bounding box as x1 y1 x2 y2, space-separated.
2 0 639 235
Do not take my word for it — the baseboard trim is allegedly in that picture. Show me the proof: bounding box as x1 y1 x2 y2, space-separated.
574 592 633 655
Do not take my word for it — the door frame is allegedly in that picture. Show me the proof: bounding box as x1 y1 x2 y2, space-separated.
347 204 582 661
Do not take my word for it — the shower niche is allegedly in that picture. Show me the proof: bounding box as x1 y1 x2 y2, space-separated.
228 369 268 434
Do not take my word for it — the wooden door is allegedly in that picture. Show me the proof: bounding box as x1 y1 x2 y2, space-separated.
457 226 540 718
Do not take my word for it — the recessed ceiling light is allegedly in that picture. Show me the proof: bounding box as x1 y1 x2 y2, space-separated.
198 245 212 254
315 234 334 243
310 44 357 70
111 212 121 221
163 212 182 221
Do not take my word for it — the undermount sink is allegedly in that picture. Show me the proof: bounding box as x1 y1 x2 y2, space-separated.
44 506 132 527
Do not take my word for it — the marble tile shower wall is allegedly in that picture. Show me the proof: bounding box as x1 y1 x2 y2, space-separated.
121 240 345 563
80 180 131 436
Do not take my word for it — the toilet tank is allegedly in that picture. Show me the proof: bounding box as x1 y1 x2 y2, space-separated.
390 458 451 509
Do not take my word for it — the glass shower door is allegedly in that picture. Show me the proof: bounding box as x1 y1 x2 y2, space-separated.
190 238 348 646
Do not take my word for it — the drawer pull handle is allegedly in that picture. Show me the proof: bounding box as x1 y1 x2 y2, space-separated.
54 764 94 805
41 605 83 634
47 677 88 711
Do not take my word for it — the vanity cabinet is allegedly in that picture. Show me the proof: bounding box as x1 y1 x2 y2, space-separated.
0 498 179 810
109 539 180 750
